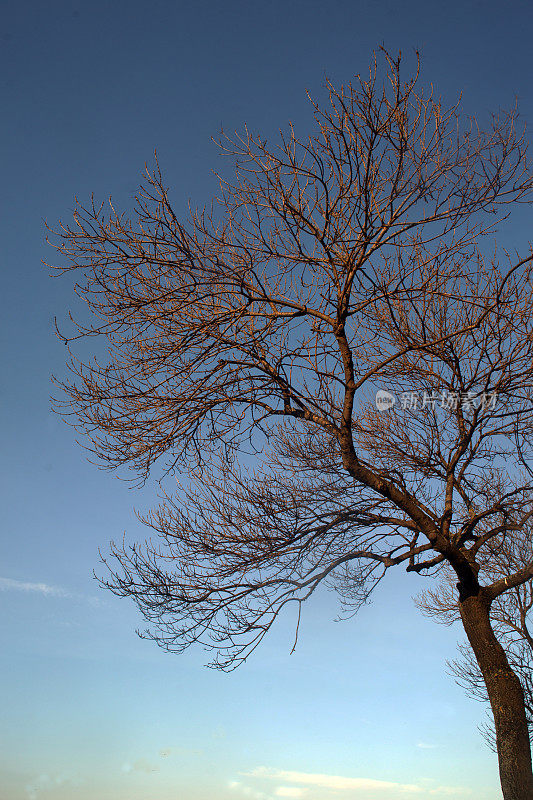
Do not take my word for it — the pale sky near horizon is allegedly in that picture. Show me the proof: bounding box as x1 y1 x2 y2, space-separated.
2 1 533 798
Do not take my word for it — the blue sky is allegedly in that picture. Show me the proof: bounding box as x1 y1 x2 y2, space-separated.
2 1 533 798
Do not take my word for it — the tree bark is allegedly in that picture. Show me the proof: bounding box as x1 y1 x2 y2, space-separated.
460 592 533 799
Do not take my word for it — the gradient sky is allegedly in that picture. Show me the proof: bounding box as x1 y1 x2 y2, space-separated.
2 1 533 799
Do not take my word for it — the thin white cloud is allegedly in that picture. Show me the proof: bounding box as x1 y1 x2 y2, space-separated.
275 788 306 798
417 741 438 749
242 768 471 797
0 577 71 597
242 767 423 793
0 576 103 606
229 779 270 800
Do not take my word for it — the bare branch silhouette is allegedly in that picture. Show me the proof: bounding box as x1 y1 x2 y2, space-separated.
50 49 533 798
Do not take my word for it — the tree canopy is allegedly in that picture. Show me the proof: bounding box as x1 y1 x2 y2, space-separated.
51 50 533 798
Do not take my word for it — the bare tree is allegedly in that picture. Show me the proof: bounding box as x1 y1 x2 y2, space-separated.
50 51 533 799
419 529 533 751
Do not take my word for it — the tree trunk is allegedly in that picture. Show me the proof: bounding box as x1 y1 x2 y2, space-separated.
460 593 533 800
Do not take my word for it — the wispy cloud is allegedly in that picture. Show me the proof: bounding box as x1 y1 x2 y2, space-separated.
0 577 71 597
242 767 423 794
240 767 471 797
229 779 270 799
417 741 439 749
0 576 103 606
